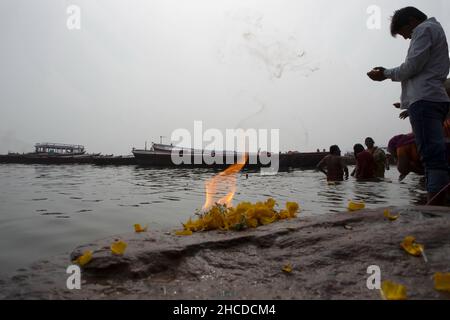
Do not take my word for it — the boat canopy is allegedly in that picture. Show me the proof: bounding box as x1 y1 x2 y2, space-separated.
34 143 85 154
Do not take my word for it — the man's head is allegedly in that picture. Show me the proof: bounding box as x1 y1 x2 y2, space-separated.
365 137 375 149
353 144 365 157
390 7 428 39
330 145 341 156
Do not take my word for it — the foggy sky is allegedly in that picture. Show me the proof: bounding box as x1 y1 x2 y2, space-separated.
1 0 449 155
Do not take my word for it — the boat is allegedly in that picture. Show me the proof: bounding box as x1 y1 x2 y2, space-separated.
34 142 86 155
132 143 329 169
0 141 332 168
0 143 100 164
92 155 137 166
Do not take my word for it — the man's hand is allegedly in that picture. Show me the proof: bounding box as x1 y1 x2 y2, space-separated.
367 67 387 82
399 110 409 120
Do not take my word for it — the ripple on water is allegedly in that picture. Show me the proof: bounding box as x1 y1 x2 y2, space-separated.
40 212 64 216
77 209 92 213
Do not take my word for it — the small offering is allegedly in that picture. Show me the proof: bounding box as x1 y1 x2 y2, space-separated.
175 198 300 235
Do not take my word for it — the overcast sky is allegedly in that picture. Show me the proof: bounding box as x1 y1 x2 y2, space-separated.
1 0 449 155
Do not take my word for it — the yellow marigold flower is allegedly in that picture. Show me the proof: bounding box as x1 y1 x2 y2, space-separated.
235 202 252 214
245 208 256 220
220 219 230 231
278 210 290 220
348 201 365 212
193 219 204 231
286 202 300 217
111 240 127 255
177 199 299 234
380 280 407 300
265 198 276 209
255 207 273 218
134 224 148 233
383 209 399 221
74 250 93 266
246 218 259 228
434 273 450 292
175 229 193 236
401 236 424 257
282 264 293 273
259 214 277 225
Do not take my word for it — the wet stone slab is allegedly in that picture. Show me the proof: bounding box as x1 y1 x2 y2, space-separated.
1 206 450 300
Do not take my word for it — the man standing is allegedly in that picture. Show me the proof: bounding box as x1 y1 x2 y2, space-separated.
367 7 450 205
316 145 349 182
365 137 387 178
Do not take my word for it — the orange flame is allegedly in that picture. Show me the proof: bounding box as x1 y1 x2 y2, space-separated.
202 153 248 211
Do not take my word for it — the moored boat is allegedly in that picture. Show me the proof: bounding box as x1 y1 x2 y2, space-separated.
132 143 329 169
92 155 137 166
0 143 100 164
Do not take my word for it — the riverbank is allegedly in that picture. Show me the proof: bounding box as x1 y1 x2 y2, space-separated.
1 205 449 300
0 152 356 168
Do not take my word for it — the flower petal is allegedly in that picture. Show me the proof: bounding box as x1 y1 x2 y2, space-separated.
348 201 365 212
74 250 93 266
434 273 450 292
111 240 127 255
384 209 399 221
401 236 424 257
175 229 193 236
380 280 407 300
134 224 148 233
282 264 293 273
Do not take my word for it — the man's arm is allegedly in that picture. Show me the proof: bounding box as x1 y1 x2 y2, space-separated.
316 156 328 176
399 110 409 119
353 156 361 178
341 159 349 180
384 27 432 82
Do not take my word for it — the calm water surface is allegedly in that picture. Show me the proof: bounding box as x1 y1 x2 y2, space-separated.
0 164 426 275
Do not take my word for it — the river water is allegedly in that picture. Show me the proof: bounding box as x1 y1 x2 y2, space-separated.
0 163 426 276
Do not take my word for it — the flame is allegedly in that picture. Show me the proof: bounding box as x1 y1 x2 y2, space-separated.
202 153 248 211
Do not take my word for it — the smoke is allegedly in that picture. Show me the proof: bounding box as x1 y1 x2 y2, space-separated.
241 32 319 79
217 8 320 80
215 8 315 151
235 96 266 129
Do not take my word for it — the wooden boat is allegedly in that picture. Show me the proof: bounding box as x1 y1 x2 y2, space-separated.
132 143 329 169
0 143 100 164
92 155 137 165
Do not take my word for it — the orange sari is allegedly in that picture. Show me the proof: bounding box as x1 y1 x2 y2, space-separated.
397 143 420 163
